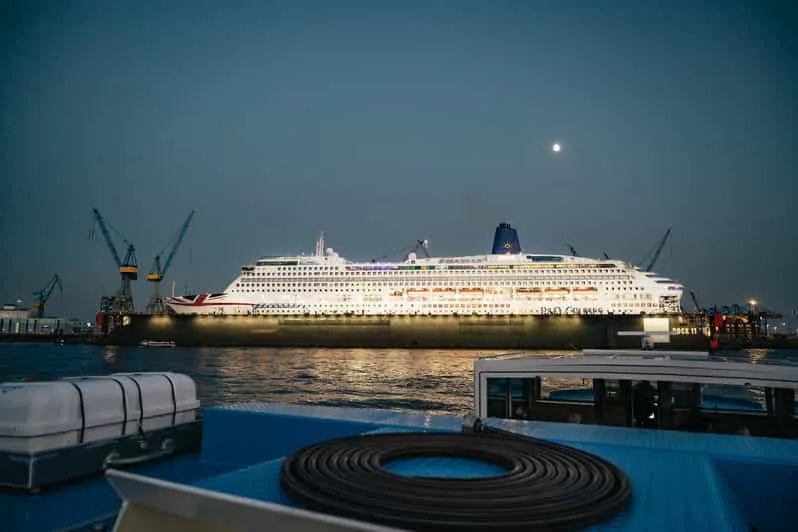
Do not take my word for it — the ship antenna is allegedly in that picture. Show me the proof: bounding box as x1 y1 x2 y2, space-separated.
316 231 325 256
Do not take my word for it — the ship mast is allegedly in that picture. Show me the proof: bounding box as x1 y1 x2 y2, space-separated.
315 232 325 256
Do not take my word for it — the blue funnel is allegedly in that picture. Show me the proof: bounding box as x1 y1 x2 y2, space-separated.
492 223 521 254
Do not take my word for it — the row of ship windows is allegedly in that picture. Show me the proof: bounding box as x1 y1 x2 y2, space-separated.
237 279 636 286
235 285 643 290
242 276 636 283
252 264 618 271
249 302 659 310
293 303 518 308
304 302 664 309
235 281 638 289
232 288 653 298
243 270 632 277
254 266 609 270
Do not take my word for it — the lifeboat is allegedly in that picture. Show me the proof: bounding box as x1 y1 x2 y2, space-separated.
459 288 484 293
573 287 598 292
0 373 201 490
544 287 570 293
516 287 541 293
432 288 456 293
407 288 429 293
391 291 403 297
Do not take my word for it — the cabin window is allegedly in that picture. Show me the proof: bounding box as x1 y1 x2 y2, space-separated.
486 378 536 418
510 378 533 418
487 378 510 417
700 384 767 413
669 382 695 410
539 377 595 403
604 380 624 403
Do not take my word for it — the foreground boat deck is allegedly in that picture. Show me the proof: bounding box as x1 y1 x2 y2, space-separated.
4 403 798 531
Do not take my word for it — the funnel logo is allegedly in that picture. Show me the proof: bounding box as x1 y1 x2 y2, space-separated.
491 223 521 255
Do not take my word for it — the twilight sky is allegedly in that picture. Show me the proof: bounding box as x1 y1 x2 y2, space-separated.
1 1 796 320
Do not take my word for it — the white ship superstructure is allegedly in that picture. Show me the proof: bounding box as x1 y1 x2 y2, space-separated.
166 224 683 317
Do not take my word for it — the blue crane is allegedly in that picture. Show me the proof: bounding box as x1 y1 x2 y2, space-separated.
145 211 195 313
371 239 430 262
32 274 63 318
642 228 672 272
90 208 138 312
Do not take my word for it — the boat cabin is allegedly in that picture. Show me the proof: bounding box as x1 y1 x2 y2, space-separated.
474 351 798 438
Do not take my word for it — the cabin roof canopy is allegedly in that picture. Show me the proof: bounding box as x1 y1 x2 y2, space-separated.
475 355 798 390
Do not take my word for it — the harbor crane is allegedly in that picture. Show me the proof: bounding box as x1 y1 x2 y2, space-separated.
639 228 672 272
411 239 430 259
371 239 430 262
90 208 138 313
566 245 612 260
32 274 63 318
690 291 704 313
145 210 195 314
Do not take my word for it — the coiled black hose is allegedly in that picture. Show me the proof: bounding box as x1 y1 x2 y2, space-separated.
280 430 631 530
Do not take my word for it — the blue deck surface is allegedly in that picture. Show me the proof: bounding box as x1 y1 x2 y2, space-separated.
196 404 798 532
1 452 235 531
4 402 798 531
383 456 509 477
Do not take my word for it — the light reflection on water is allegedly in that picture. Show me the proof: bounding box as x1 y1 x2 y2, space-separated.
0 344 795 416
193 347 513 414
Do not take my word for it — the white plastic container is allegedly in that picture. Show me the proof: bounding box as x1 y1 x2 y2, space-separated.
0 372 202 490
111 372 199 432
0 372 199 454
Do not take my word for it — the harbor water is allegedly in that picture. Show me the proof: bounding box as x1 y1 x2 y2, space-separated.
1 343 797 416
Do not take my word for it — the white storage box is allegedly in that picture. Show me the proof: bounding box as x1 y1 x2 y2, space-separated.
0 372 201 490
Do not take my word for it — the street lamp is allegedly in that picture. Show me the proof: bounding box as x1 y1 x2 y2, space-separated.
748 299 757 314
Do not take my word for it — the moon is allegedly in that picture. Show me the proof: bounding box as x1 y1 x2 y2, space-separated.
552 143 561 152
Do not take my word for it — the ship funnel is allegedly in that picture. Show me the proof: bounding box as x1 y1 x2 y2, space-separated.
491 222 521 254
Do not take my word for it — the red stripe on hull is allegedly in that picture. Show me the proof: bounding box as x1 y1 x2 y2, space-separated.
168 301 253 307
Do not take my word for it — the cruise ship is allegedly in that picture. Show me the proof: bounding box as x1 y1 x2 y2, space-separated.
165 223 683 317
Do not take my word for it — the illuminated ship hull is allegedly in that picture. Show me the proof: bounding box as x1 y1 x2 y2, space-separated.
104 312 708 350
